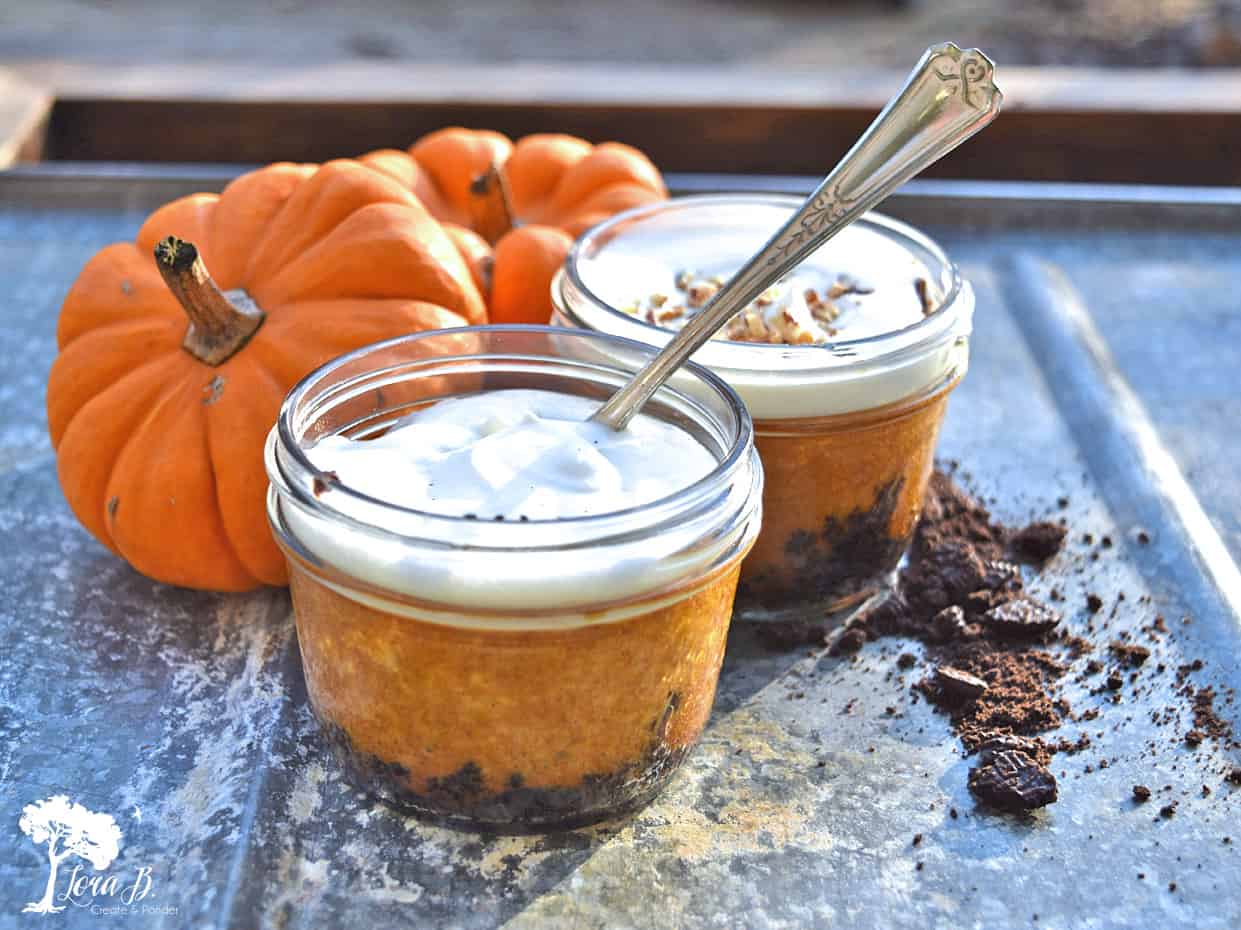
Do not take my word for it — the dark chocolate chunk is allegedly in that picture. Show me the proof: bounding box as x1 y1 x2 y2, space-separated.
1133 784 1151 802
1159 802 1178 819
1086 593 1104 614
968 750 1058 811
934 665 989 701
981 597 1061 639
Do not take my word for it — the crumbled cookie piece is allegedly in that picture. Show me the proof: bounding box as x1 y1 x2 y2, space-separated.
968 749 1058 811
981 598 1061 640
934 665 989 701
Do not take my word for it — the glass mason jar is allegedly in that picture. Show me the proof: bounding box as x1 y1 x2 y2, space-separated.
552 195 973 622
265 326 762 832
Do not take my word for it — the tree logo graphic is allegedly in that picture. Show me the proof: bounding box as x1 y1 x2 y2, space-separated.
19 795 123 914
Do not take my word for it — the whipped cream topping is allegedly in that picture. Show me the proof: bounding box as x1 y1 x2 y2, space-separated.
556 199 973 420
273 386 759 623
306 389 717 521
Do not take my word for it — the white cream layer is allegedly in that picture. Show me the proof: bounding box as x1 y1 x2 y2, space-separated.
559 206 973 420
307 389 717 520
279 389 752 620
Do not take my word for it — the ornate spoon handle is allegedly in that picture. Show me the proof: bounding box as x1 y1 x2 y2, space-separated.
591 42 1002 430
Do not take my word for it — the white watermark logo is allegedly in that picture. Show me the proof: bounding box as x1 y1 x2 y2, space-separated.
18 795 157 917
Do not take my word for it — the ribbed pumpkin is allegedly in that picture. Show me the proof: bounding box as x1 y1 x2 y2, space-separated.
47 159 486 592
360 129 668 324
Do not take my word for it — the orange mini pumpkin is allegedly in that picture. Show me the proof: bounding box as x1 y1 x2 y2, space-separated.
47 159 486 592
360 129 667 324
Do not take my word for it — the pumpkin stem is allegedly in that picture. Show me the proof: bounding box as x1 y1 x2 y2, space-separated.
154 236 265 366
468 161 517 245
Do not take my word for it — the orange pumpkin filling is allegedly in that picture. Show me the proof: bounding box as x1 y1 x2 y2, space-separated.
738 385 958 616
282 552 745 831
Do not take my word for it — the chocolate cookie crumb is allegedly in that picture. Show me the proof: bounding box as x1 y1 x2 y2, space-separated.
1133 784 1151 802
829 626 867 656
977 734 1046 757
897 652 918 669
933 665 989 701
754 619 829 651
931 605 969 642
1159 802 1178 819
968 750 1058 812
981 598 1061 640
1109 642 1150 667
1086 593 1104 614
1189 686 1233 744
1010 521 1067 564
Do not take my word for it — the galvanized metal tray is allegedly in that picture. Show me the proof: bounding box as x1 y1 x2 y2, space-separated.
1 167 1239 929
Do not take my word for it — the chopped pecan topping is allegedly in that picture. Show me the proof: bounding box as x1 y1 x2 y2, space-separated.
633 269 882 345
686 281 720 308
777 309 819 344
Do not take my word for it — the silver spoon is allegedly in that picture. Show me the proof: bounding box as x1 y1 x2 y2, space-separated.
591 42 1002 430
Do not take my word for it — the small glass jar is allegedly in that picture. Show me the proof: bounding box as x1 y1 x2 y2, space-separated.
265 326 762 832
552 195 973 622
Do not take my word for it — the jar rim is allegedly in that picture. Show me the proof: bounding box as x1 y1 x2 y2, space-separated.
561 193 967 365
269 324 758 553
